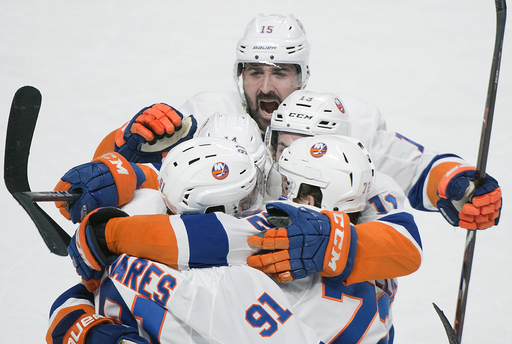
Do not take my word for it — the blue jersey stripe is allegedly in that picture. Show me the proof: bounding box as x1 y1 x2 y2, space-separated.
379 212 422 249
408 153 460 211
181 213 230 268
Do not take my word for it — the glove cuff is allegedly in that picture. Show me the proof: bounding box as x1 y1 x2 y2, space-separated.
62 312 114 344
77 207 130 270
318 211 354 277
438 164 475 199
92 152 138 206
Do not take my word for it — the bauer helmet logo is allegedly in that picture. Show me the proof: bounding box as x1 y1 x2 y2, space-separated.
310 142 327 158
334 98 345 113
212 162 229 180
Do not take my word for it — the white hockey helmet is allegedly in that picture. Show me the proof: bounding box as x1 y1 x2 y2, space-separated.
158 137 264 217
235 14 310 98
265 90 352 160
268 135 374 213
196 113 270 173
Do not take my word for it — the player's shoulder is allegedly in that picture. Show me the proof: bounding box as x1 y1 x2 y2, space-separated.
372 171 406 202
179 90 242 112
333 92 387 150
360 171 407 221
179 90 244 125
337 93 384 123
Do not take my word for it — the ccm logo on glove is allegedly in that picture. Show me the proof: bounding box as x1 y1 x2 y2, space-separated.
321 211 352 277
99 152 129 175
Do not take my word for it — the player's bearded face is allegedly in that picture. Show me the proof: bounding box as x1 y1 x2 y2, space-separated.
242 63 301 131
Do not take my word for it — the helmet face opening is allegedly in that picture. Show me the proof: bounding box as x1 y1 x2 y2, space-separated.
265 129 311 162
240 63 303 91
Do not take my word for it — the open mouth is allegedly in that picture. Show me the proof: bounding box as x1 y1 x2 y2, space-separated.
259 100 279 118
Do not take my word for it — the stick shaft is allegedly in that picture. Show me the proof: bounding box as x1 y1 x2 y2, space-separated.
453 1 507 340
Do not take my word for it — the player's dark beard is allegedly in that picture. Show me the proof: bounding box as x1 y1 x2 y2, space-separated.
246 92 281 132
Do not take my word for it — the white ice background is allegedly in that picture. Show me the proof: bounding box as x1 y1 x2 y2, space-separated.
1 1 511 343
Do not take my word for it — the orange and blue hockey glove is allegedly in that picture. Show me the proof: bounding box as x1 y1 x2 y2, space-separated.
68 207 129 292
247 202 356 282
46 283 148 344
54 152 146 223
115 103 197 163
437 165 502 230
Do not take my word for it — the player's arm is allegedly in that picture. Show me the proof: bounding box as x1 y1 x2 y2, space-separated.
247 199 422 284
346 209 422 285
47 283 148 344
372 131 501 230
93 129 118 159
67 208 262 291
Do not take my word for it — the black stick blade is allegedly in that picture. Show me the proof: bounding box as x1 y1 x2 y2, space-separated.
13 192 70 256
433 303 460 344
4 86 41 194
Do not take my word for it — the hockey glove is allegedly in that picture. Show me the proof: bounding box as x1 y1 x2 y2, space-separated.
54 152 146 223
115 103 197 163
437 165 502 230
68 207 129 292
247 202 355 282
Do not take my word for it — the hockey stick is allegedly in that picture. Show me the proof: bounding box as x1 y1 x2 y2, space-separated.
21 190 81 202
4 86 71 256
432 1 507 342
452 0 506 341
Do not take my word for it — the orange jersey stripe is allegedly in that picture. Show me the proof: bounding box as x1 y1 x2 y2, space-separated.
345 221 421 285
426 161 461 207
106 215 179 269
138 164 159 190
93 129 118 159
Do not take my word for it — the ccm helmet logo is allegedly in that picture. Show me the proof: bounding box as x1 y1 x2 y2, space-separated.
310 142 327 158
289 112 313 120
212 162 229 180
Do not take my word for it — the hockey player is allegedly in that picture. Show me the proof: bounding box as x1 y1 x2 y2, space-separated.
49 134 421 343
84 13 501 233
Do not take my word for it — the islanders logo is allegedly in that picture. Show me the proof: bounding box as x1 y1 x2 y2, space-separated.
334 98 345 113
310 142 327 158
212 162 229 180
